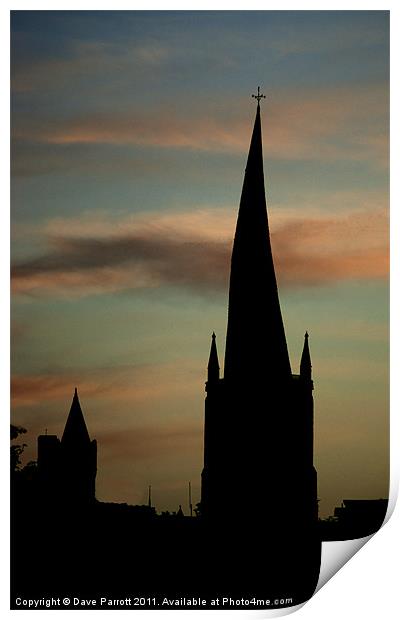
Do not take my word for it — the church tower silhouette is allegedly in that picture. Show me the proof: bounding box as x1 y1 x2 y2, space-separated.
37 388 97 506
201 93 317 532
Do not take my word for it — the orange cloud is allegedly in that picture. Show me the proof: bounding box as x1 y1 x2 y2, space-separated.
12 84 388 166
11 373 108 407
13 113 248 153
273 207 389 286
11 205 388 298
11 359 203 410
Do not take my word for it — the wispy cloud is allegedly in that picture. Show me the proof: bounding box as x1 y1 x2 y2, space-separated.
11 359 202 409
11 234 230 298
11 205 388 298
11 14 387 95
12 112 248 153
11 83 388 174
11 39 171 94
273 207 388 286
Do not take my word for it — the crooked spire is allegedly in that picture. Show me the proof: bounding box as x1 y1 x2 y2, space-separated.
300 332 312 381
61 387 91 446
207 332 220 383
224 98 291 384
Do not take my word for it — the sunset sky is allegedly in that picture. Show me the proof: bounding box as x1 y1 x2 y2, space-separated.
11 10 389 518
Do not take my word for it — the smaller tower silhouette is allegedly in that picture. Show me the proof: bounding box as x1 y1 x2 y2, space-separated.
37 388 97 507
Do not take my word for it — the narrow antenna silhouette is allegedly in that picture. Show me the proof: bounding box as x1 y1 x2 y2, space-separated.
148 484 152 508
189 481 193 517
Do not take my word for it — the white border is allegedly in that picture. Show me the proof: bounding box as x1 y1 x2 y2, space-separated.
3 3 398 619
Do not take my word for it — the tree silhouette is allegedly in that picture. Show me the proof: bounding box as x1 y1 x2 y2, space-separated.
10 424 27 474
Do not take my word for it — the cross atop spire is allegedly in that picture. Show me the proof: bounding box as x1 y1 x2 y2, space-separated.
252 86 266 106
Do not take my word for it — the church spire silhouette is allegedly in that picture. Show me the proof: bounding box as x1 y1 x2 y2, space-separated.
201 92 317 531
224 98 291 384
